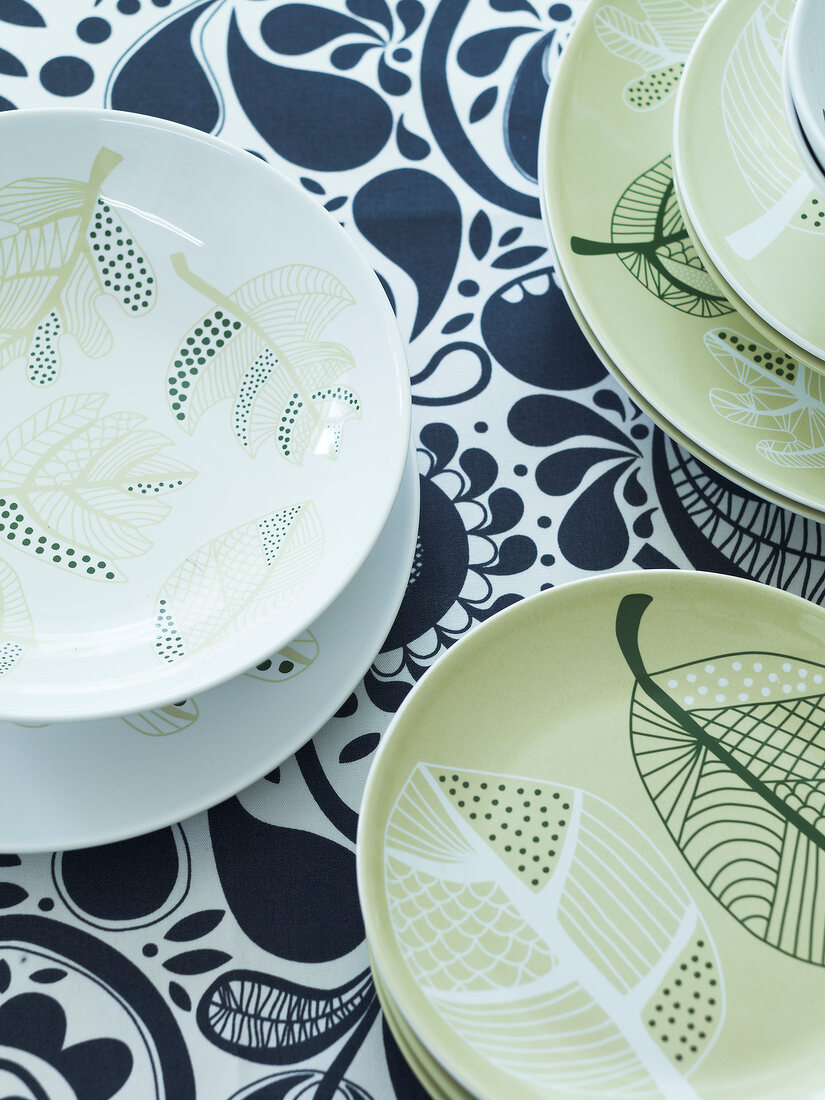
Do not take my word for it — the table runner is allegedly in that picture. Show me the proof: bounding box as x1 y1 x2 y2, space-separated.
0 1 823 1097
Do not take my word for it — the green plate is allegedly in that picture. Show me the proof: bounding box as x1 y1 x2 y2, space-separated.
541 185 825 522
358 570 825 1099
542 0 825 516
675 0 825 362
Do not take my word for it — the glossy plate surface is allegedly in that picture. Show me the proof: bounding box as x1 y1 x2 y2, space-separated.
786 0 825 194
675 0 825 360
0 445 417 852
543 0 825 520
0 109 410 722
359 570 825 1099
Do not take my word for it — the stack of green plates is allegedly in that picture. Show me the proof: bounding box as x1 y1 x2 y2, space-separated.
358 571 825 1098
541 0 825 522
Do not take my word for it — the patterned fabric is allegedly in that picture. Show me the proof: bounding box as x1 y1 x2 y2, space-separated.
0 1 824 1096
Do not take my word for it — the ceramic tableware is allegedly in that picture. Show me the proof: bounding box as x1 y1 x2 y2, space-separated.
786 0 825 192
542 0 825 520
358 570 825 1099
0 108 410 723
675 0 825 361
0 444 417 853
782 21 825 201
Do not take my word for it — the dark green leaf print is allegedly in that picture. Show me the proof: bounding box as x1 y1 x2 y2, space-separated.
571 156 733 317
617 592 825 965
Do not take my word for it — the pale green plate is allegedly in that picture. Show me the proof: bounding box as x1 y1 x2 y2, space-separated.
541 181 825 522
358 570 825 1099
542 0 825 518
674 0 825 361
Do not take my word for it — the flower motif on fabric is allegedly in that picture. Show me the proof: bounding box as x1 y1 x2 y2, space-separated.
367 423 536 711
508 389 656 571
0 991 132 1099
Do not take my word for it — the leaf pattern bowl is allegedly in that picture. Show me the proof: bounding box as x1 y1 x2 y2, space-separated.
0 108 410 723
358 570 825 1100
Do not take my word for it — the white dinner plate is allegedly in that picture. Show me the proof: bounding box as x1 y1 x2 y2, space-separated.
0 445 418 852
0 109 410 723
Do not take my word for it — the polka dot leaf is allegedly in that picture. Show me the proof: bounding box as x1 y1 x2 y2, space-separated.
0 559 31 679
385 763 723 1092
0 393 195 582
121 699 200 737
0 146 152 386
593 2 713 111
154 503 324 663
704 328 824 468
570 156 732 317
618 592 825 965
169 254 360 464
244 631 319 683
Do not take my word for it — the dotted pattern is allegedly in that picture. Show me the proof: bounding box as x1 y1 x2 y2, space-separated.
386 855 555 994
0 498 116 579
154 598 185 663
234 348 275 447
126 479 186 496
794 194 825 232
88 198 154 312
169 310 242 423
625 64 684 110
258 505 301 567
0 641 22 676
436 770 570 892
311 385 361 411
660 654 824 707
277 391 304 459
27 310 61 386
643 933 720 1070
712 330 797 383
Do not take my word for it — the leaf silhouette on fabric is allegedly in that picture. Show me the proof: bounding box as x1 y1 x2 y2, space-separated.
0 393 195 581
617 591 825 965
570 156 732 317
0 146 156 385
594 0 714 110
154 503 323 663
385 763 723 1095
244 631 319 682
121 698 200 736
169 255 360 463
196 967 374 1062
723 0 822 258
704 328 825 467
0 559 31 677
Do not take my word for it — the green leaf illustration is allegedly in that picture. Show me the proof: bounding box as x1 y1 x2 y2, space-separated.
704 328 825 467
617 592 825 965
723 0 823 258
0 146 156 385
0 393 195 581
594 0 715 110
155 503 324 663
0 559 31 677
121 699 200 737
385 763 722 1094
571 156 733 317
245 630 319 682
169 256 361 464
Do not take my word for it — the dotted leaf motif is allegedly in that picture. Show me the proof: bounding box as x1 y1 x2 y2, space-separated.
155 503 324 664
0 393 195 582
722 0 825 259
0 558 31 678
384 763 723 1095
245 631 319 682
704 328 825 467
618 592 825 966
169 256 360 464
0 146 155 386
570 155 733 317
593 0 716 110
121 698 200 736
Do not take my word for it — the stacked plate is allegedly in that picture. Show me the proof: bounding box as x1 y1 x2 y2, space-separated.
0 108 413 850
358 570 825 1098
541 0 825 521
785 0 825 200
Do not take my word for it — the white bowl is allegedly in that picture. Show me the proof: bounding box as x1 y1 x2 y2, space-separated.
783 14 825 199
786 0 825 187
0 109 410 723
